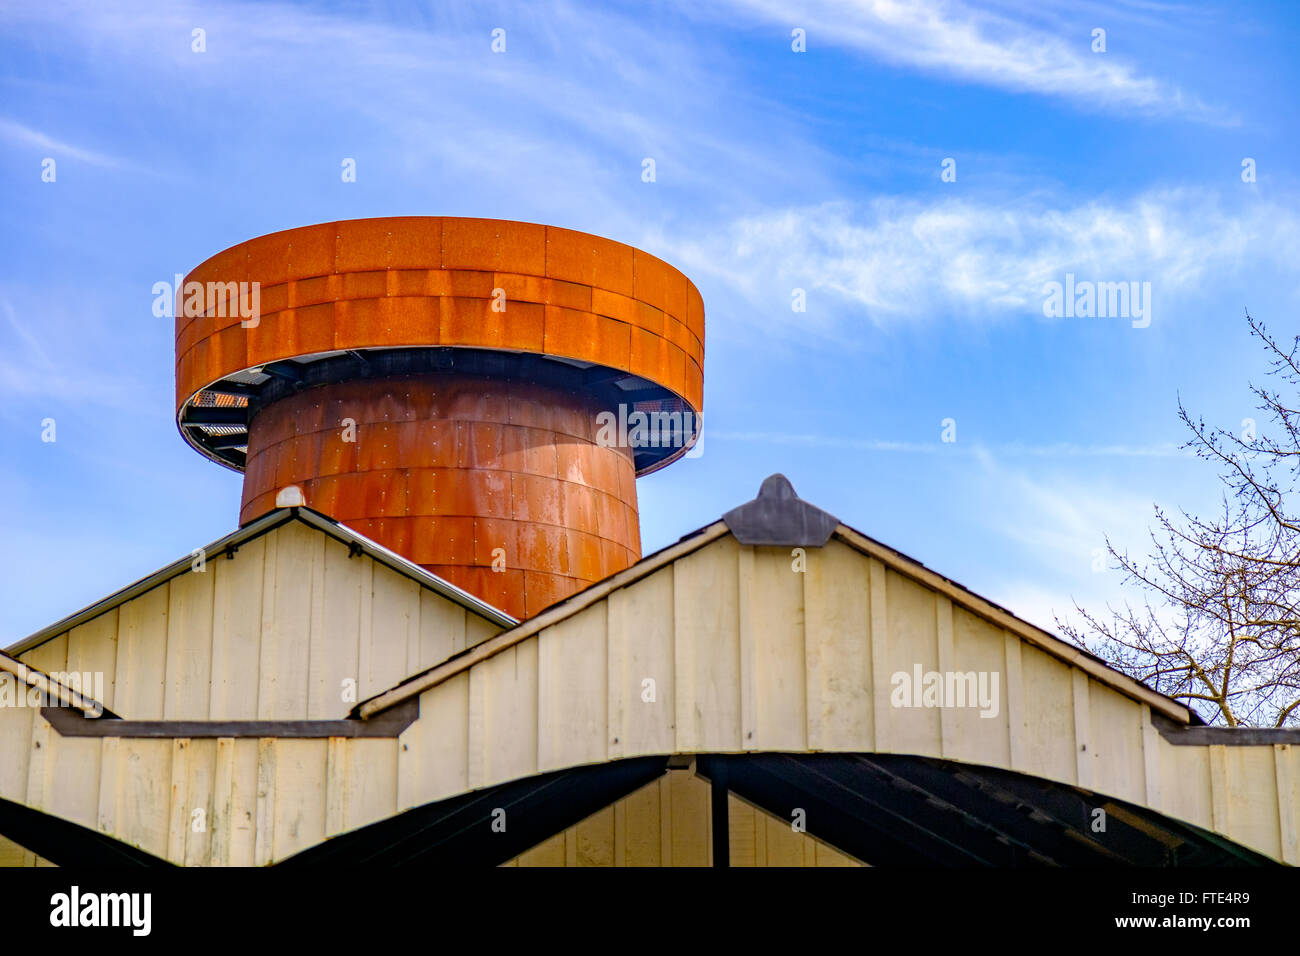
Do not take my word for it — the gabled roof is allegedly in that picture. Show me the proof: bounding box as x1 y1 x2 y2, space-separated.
358 475 1195 725
6 506 516 658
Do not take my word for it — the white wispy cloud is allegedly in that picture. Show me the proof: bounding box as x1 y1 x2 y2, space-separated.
707 430 1189 458
972 446 1151 560
0 0 831 235
961 445 1183 633
713 0 1219 119
0 116 129 168
0 296 149 414
666 189 1300 333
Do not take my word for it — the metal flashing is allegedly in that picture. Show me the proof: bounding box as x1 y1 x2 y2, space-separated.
6 507 515 658
722 474 839 547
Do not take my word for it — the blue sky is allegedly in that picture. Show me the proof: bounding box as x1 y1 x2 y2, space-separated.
2 0 1298 641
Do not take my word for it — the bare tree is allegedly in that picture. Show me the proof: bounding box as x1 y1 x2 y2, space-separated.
1059 312 1300 727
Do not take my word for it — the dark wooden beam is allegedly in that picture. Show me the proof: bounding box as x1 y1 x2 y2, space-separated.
41 698 418 739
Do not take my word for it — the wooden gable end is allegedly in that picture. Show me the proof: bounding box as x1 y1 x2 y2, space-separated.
15 519 503 721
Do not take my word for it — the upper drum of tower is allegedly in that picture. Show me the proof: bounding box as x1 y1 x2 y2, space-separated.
174 216 705 476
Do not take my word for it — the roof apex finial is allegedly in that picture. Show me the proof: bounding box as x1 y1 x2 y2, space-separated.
758 473 797 500
722 474 838 547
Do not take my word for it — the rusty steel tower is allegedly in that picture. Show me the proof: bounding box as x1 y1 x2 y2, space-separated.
175 217 704 619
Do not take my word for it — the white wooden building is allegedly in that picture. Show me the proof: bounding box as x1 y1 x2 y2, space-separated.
0 476 1293 866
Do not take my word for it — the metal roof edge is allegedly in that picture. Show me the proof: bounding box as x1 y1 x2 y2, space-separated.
357 520 732 718
290 508 516 629
0 648 116 718
5 509 298 658
829 522 1195 726
6 508 515 659
361 494 1197 727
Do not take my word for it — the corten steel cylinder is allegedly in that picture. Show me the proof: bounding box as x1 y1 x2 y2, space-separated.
240 374 641 618
175 217 704 619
